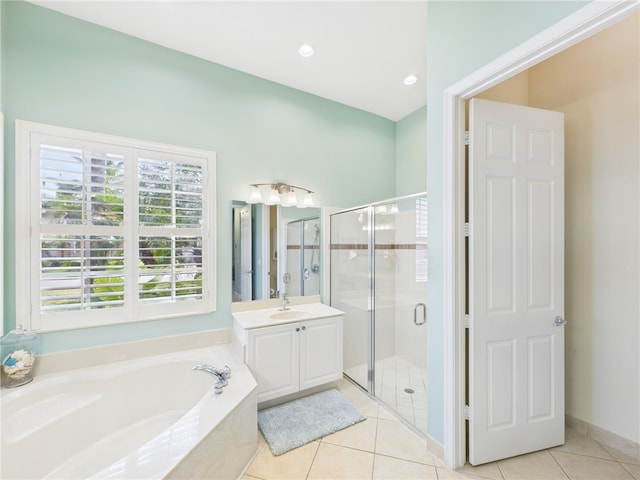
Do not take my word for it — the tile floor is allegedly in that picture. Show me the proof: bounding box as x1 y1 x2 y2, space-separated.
345 356 428 436
243 379 640 480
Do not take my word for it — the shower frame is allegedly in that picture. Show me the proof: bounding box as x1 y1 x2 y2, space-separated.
330 192 428 428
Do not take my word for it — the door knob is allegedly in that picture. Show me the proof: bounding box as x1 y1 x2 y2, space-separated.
554 316 567 327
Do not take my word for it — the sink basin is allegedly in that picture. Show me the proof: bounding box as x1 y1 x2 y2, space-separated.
270 310 310 320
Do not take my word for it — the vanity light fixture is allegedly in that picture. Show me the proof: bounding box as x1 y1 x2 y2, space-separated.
299 43 315 58
246 183 315 208
403 74 418 86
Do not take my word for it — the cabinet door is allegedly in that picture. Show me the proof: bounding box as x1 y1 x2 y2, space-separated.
247 322 300 402
299 316 343 390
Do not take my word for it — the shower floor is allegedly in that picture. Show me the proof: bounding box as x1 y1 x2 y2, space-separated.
344 355 427 436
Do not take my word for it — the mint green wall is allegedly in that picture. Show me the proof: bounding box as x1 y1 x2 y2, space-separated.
425 0 590 445
2 2 396 352
395 105 427 196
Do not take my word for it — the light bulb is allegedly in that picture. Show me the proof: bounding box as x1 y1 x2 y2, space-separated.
299 43 315 58
266 187 281 205
403 74 418 86
247 186 261 204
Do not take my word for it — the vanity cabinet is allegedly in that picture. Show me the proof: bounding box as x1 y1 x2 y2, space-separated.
244 315 343 403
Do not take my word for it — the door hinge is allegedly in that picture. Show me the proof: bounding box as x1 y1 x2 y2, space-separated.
464 314 471 329
464 130 471 146
464 223 470 237
464 404 472 421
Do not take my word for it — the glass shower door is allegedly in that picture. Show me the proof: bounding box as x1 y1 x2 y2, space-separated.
373 196 428 434
330 193 428 435
330 207 372 392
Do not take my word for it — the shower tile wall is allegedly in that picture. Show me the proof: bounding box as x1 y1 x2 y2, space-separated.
286 219 321 297
286 221 302 296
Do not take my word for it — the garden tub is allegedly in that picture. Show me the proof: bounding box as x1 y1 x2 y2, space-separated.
1 343 257 479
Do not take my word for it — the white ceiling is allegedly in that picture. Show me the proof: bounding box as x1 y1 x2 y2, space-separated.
29 1 428 122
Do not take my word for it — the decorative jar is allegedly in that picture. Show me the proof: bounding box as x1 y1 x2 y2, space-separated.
1 325 38 388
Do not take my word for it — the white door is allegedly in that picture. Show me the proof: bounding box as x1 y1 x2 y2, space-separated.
240 204 253 302
468 98 565 465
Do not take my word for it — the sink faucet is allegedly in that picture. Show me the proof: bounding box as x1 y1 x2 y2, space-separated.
280 291 290 311
192 364 231 394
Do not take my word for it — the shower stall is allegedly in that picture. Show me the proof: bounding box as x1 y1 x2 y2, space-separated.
330 193 428 435
285 216 321 297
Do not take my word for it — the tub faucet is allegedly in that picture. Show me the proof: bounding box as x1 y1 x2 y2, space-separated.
192 364 231 394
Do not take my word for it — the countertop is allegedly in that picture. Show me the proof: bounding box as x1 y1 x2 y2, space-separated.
232 303 344 330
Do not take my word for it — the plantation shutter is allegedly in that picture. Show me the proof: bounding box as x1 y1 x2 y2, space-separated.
37 139 127 324
137 153 206 307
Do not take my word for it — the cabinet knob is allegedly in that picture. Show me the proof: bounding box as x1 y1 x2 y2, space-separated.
301 326 306 331
296 327 300 332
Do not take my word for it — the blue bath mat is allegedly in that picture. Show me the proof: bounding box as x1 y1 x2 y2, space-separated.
258 388 366 456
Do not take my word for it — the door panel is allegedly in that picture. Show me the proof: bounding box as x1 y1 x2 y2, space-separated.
299 316 343 390
469 98 565 465
247 323 299 402
486 175 516 313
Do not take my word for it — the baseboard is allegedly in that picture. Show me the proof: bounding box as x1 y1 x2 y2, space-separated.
427 434 445 464
257 381 341 411
566 415 640 460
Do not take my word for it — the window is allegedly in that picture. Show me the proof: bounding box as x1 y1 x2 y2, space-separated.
16 121 216 331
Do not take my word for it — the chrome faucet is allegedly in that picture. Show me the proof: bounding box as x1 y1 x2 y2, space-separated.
280 291 290 311
192 364 231 394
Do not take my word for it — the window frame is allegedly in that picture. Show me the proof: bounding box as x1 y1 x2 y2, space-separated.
15 120 217 332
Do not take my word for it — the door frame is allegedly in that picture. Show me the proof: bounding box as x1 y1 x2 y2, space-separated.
442 0 639 468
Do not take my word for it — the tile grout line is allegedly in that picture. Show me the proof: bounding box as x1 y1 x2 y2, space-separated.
371 406 380 479
304 440 321 480
549 447 633 480
545 447 572 480
494 459 508 480
619 462 639 479
596 437 640 467
553 446 624 463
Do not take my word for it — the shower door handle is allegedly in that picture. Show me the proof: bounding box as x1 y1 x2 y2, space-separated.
414 303 427 326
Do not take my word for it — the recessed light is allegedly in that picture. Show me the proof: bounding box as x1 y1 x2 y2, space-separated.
299 43 315 58
403 74 418 86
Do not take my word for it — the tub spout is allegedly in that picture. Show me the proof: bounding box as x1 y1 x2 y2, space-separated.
192 364 231 393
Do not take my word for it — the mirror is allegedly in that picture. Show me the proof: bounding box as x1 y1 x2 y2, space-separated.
232 201 321 302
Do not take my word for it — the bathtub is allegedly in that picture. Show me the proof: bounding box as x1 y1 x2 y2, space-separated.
1 343 258 480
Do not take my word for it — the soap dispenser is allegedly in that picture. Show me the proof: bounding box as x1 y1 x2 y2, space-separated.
1 325 38 388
